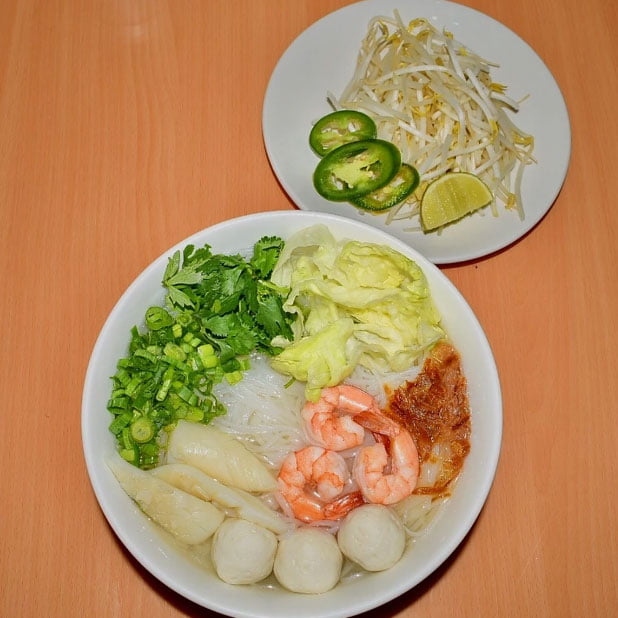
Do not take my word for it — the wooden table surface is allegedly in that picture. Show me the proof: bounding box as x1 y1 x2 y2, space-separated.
1 0 616 616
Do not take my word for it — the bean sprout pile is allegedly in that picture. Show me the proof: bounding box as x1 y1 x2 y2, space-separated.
328 12 536 226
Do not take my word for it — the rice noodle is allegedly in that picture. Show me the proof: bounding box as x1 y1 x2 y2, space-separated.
346 360 422 408
212 354 307 470
328 11 536 223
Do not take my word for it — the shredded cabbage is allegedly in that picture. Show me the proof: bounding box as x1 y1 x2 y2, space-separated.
327 12 536 225
270 225 444 400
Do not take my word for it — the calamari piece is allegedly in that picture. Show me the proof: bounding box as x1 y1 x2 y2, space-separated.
337 504 405 571
167 420 277 493
107 455 224 545
151 463 290 534
211 518 278 585
274 528 342 594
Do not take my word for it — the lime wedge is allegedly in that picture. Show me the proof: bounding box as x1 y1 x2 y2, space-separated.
420 172 493 231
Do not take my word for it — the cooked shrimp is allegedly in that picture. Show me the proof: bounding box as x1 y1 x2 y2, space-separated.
277 446 364 522
301 385 381 451
353 416 420 506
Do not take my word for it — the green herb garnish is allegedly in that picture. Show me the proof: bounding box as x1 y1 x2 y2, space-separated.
107 236 294 469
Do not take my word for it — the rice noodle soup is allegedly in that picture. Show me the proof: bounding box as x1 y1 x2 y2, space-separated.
210 350 468 587
103 222 472 594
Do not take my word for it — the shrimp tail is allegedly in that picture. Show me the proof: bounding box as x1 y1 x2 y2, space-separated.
323 491 365 520
354 409 400 438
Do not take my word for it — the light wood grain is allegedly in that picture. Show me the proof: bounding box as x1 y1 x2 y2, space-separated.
1 1 616 616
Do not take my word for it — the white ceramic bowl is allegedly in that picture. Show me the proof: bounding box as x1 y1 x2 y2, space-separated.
82 211 502 618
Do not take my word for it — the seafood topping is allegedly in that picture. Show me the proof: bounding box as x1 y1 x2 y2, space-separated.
277 445 364 522
353 428 419 506
386 341 471 496
301 384 377 451
279 384 421 521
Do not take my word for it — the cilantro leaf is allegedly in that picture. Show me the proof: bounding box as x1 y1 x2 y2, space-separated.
163 251 181 282
165 287 194 308
251 236 285 278
255 284 293 340
162 234 293 352
165 269 203 287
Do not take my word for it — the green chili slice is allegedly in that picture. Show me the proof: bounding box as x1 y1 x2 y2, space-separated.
309 110 377 157
313 139 401 202
351 164 420 211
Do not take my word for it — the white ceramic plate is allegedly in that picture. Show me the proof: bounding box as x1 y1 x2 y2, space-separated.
82 211 502 618
263 0 571 264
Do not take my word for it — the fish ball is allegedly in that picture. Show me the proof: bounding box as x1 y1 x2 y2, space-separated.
337 504 406 571
211 518 278 585
274 528 342 594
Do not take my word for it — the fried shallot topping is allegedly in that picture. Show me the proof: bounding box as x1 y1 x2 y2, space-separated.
386 340 471 497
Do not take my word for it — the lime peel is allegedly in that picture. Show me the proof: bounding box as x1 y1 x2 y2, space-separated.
420 172 493 231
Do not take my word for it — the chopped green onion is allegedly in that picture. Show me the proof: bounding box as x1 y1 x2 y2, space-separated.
225 370 243 385
201 355 218 370
109 412 132 435
186 407 205 422
107 397 129 413
130 417 155 443
145 306 174 330
183 332 201 347
134 348 157 364
198 344 218 368
120 446 139 463
139 443 159 468
125 376 142 397
156 367 175 401
121 427 134 451
221 358 241 373
284 376 297 389
175 384 196 404
163 343 186 362
114 369 131 386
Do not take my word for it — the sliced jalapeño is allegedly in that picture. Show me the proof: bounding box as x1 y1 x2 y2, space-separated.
313 139 401 202
309 110 377 157
351 164 420 211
